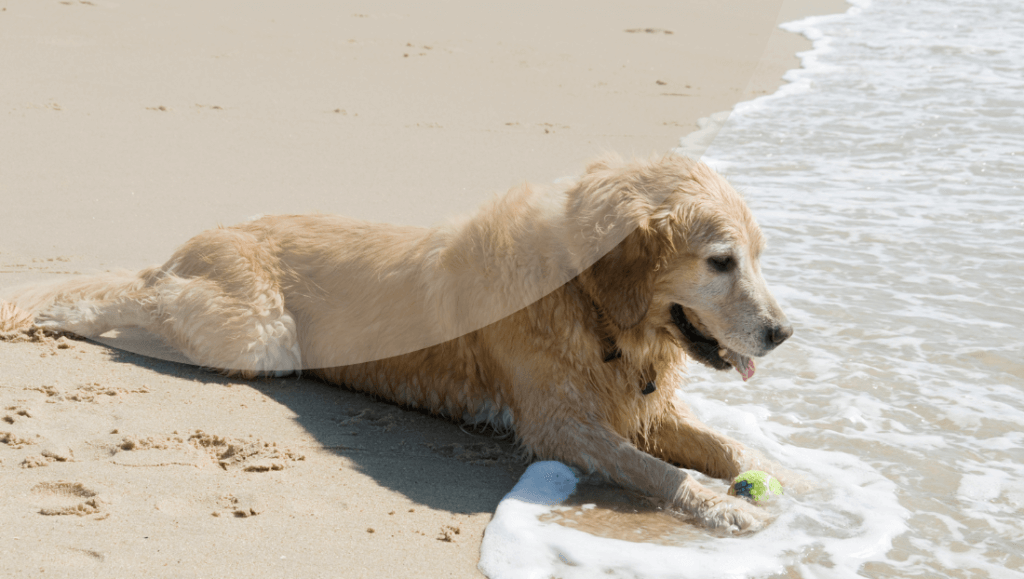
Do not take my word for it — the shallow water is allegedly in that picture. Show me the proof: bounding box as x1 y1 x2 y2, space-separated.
482 0 1024 577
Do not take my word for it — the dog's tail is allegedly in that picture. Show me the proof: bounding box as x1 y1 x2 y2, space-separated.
0 268 152 333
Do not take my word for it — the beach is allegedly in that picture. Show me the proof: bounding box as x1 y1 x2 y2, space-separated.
0 1 847 577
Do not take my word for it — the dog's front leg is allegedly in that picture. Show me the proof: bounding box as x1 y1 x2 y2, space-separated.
515 416 768 533
647 397 809 491
644 397 754 479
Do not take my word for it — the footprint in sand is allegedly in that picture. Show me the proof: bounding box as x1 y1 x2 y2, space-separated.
335 407 403 432
192 431 305 472
214 493 263 518
422 441 509 466
109 434 205 468
2 405 33 424
31 481 105 516
109 431 304 471
24 382 150 403
22 455 52 469
0 431 35 449
21 445 74 468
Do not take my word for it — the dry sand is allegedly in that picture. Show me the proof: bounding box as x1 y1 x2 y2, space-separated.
0 1 845 577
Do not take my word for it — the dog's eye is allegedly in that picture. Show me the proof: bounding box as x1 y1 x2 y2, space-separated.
707 256 734 272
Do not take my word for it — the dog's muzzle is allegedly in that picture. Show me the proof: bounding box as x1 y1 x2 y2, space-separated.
670 303 732 371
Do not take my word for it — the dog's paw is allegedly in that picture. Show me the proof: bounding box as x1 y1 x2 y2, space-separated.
700 492 770 533
34 303 105 336
678 482 770 534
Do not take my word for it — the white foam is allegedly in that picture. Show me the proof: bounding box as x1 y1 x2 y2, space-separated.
480 393 909 579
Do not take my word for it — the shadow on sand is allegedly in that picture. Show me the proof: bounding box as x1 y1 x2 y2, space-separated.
99 337 527 517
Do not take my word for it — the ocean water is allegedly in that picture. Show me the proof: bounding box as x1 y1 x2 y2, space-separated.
480 0 1024 577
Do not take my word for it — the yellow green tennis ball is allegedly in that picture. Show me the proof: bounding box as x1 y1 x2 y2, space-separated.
728 470 783 502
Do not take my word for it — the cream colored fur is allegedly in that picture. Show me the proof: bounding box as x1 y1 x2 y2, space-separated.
2 153 795 532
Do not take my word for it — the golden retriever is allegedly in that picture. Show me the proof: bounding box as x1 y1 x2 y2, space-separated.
3 154 793 532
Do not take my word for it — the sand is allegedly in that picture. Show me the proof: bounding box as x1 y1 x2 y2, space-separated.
0 1 846 577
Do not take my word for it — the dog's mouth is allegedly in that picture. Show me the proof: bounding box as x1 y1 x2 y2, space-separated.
669 303 756 381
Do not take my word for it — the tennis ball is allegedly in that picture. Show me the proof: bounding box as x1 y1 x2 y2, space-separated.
728 470 783 502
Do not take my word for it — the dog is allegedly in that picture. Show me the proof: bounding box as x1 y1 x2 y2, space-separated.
3 153 793 532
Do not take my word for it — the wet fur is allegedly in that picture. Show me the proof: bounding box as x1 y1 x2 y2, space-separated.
5 154 792 532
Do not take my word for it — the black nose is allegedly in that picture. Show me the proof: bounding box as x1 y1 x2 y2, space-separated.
768 324 794 346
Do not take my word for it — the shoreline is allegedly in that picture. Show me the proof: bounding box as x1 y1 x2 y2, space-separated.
0 1 849 577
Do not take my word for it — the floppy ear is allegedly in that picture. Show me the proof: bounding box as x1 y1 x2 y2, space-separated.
578 227 661 330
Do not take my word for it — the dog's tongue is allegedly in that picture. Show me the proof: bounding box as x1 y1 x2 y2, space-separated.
720 350 756 382
739 358 756 381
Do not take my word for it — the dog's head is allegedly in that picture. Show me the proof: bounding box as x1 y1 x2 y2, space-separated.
570 154 792 380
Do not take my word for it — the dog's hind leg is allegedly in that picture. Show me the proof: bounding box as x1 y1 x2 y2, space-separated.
144 273 302 378
35 227 302 378
144 226 303 378
31 269 156 336
37 279 301 378
36 294 155 337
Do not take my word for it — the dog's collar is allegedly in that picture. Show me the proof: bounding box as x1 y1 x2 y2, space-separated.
591 298 623 362
603 345 622 362
587 293 654 395
603 347 658 396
